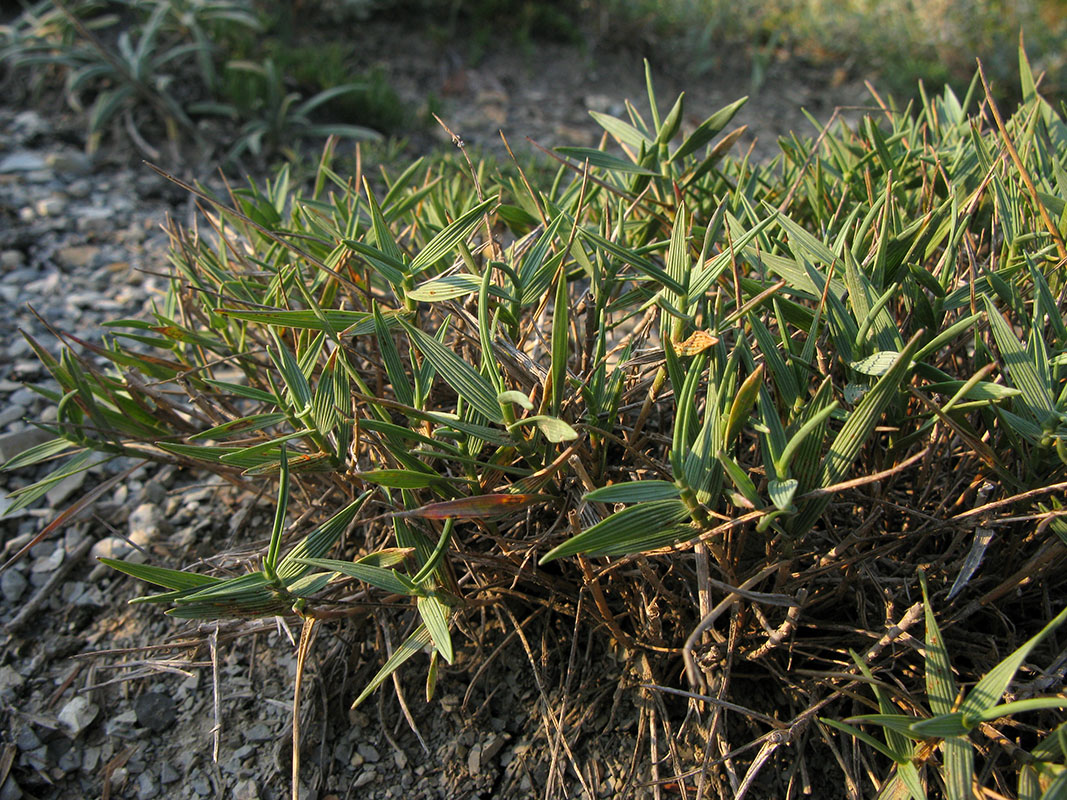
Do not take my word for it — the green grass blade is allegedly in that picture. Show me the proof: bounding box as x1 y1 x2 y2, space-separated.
374 304 414 407
584 481 681 503
555 147 658 175
417 593 454 664
983 295 1056 426
959 604 1067 723
264 445 289 576
821 334 921 486
941 737 974 800
99 558 220 591
408 196 497 275
400 319 504 424
292 557 415 596
920 572 957 717
670 97 748 162
276 491 372 582
588 110 653 148
540 499 692 562
551 271 569 414
352 624 433 708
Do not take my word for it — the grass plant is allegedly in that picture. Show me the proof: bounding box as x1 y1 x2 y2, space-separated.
5 47 1067 797
0 0 387 163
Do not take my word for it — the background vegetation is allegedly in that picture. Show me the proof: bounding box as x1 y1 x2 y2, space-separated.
3 0 1065 167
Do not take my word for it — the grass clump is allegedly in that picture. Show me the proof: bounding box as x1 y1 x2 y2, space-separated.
6 50 1067 797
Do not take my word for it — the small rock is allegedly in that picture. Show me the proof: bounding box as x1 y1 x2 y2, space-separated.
467 742 482 776
243 723 273 743
81 746 101 773
35 196 66 217
0 405 26 429
46 470 86 508
128 502 168 546
45 150 91 175
356 742 380 763
13 110 48 139
1 570 28 604
139 480 167 506
30 546 64 573
0 665 25 699
58 696 99 738
108 768 129 793
0 775 22 800
234 778 260 800
67 179 91 198
0 250 25 270
0 152 46 173
482 732 508 763
61 580 96 606
135 772 156 800
159 763 180 784
189 771 211 796
91 537 133 561
14 726 39 752
76 207 114 235
353 770 376 789
0 428 53 463
584 94 616 114
53 245 101 270
133 691 176 732
56 741 80 773
104 709 138 738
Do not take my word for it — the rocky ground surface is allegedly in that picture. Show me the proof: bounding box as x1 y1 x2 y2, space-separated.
0 32 873 800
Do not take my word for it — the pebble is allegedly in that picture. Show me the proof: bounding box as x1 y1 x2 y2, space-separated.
90 537 133 561
30 545 64 573
13 727 39 752
45 470 86 507
133 691 177 732
357 742 380 763
1 570 28 603
105 709 138 738
0 152 46 172
45 150 91 175
35 196 66 217
128 502 168 547
189 770 211 796
0 428 53 463
56 742 80 774
352 770 376 789
243 723 273 742
53 245 101 270
467 742 482 776
159 763 180 784
0 250 24 270
57 696 99 738
135 773 156 800
0 405 26 428
0 776 22 800
76 207 115 235
234 779 260 800
0 665 25 699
